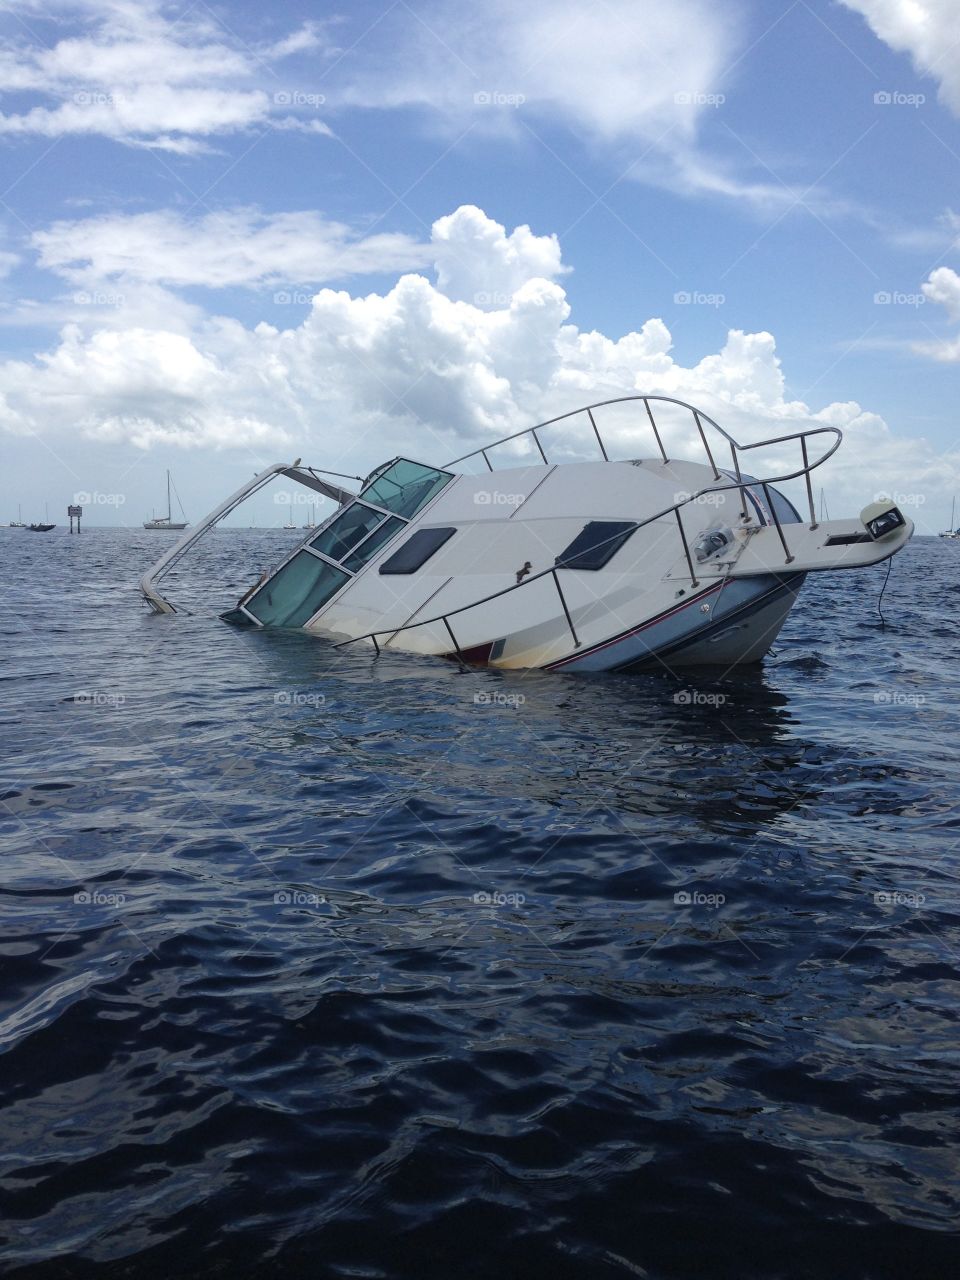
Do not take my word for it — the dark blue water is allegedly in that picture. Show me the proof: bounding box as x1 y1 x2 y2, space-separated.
2 528 959 1279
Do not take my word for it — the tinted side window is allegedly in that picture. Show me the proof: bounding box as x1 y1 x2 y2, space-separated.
379 527 456 574
556 521 636 570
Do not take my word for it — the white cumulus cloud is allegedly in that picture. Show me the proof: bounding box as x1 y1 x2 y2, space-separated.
2 204 958 522
841 1 960 113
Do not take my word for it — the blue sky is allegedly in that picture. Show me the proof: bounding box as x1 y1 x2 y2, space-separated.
0 0 958 529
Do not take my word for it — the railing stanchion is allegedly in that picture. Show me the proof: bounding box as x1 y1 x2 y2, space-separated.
587 408 609 462
801 437 817 529
371 633 381 655
481 449 494 472
645 399 669 463
729 442 747 520
762 484 795 563
694 410 720 480
443 617 468 668
531 428 548 464
674 508 699 586
551 569 580 648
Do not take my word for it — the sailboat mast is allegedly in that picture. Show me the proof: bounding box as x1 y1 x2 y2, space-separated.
166 470 172 522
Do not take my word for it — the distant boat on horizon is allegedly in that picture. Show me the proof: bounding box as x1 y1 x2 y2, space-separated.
939 495 959 539
8 504 25 528
28 502 54 531
144 470 189 530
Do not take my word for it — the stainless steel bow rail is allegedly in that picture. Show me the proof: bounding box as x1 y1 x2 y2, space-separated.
337 397 842 658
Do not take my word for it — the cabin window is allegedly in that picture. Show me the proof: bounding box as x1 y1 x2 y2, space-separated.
341 517 405 572
310 502 384 561
379 526 456 575
360 459 452 519
556 520 636 570
245 551 349 627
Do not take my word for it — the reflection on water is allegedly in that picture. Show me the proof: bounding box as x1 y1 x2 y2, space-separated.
1 530 959 1278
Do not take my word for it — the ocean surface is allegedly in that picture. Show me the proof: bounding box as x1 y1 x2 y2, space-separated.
2 526 959 1279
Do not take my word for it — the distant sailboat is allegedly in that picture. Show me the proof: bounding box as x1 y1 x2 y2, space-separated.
939 496 959 539
9 504 25 528
144 470 189 530
303 503 317 529
28 502 55 532
284 501 297 530
818 488 830 522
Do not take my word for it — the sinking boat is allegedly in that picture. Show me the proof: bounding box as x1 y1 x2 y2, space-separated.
140 396 913 671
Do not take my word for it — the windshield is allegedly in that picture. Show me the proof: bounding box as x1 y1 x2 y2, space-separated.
359 459 452 519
